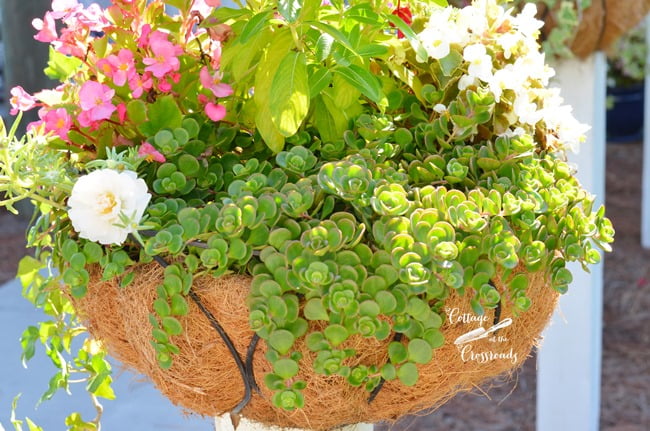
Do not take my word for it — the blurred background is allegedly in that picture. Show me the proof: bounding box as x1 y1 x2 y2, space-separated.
0 1 648 430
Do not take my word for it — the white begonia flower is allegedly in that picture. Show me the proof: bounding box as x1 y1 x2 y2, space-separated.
463 43 493 82
512 3 543 37
457 2 489 37
514 51 555 85
542 103 590 153
500 127 527 138
68 169 151 245
433 103 447 113
498 32 520 59
458 74 478 91
488 65 523 101
419 8 463 60
513 90 542 125
421 30 452 60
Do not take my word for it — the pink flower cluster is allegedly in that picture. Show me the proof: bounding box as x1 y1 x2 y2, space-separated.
11 0 232 161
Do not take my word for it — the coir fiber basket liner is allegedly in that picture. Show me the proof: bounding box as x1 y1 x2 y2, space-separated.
542 0 650 58
76 264 558 430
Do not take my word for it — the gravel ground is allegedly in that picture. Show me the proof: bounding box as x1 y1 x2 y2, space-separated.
0 142 648 430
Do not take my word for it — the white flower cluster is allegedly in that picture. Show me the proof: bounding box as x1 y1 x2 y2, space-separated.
418 0 588 152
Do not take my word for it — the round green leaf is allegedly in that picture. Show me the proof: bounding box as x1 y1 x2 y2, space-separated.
269 329 295 355
388 341 407 364
397 362 419 386
323 324 348 347
162 316 183 336
304 298 330 321
408 338 433 364
273 358 299 379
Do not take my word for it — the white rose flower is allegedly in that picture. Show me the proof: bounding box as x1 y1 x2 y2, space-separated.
68 169 151 245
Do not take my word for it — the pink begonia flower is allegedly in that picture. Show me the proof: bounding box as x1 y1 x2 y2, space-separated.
98 49 136 87
197 94 209 105
143 32 182 78
210 44 223 69
9 86 38 115
74 3 109 31
78 81 116 124
117 103 127 124
138 24 152 49
205 103 226 122
138 142 166 163
32 12 58 43
51 0 80 19
191 0 221 16
53 29 86 58
40 108 72 141
157 79 173 93
200 67 233 98
129 72 154 98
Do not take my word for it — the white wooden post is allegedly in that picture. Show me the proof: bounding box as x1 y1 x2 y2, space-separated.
642 14 650 249
537 53 607 431
214 415 373 431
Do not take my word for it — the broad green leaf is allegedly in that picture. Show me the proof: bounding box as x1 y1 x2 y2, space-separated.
270 51 310 137
256 104 285 153
137 95 182 137
278 0 302 23
315 33 334 62
308 22 359 57
254 29 293 152
333 65 383 104
240 11 272 43
126 99 147 125
298 0 321 21
358 44 389 58
308 66 332 99
312 95 345 142
44 47 82 80
224 28 270 82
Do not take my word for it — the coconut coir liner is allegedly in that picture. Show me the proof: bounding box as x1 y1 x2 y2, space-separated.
76 264 558 430
541 0 650 58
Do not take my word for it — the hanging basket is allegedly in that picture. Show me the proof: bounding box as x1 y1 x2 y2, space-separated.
75 264 558 430
541 0 650 58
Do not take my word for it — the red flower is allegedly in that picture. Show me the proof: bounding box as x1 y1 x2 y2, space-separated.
391 2 413 39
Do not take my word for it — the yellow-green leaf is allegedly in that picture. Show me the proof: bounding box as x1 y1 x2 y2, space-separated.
256 103 285 153
334 65 383 104
269 51 310 137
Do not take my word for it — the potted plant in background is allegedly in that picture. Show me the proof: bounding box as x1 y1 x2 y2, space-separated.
0 0 613 430
606 20 647 142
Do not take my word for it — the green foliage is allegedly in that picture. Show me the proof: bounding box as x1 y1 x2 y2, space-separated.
1 0 615 422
